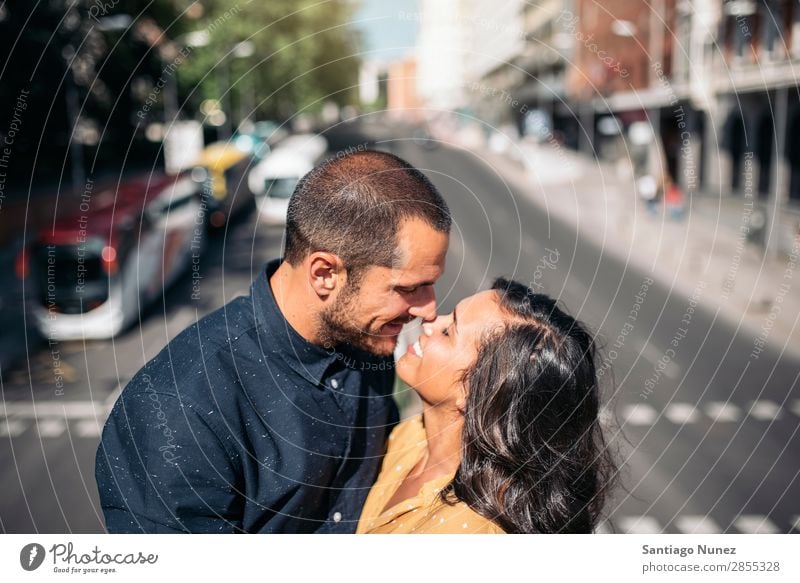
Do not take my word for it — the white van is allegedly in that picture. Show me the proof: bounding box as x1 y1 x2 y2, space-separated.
248 134 327 224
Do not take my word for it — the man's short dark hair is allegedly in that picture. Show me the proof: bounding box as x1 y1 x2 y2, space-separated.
284 149 451 277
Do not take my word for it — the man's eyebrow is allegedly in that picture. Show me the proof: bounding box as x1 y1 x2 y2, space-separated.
398 280 436 289
453 304 459 332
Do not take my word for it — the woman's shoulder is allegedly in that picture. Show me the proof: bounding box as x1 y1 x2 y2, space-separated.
414 497 506 534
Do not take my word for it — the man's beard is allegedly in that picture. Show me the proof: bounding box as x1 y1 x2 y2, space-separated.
317 284 397 357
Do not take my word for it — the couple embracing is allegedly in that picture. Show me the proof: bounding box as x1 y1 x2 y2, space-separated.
96 150 615 534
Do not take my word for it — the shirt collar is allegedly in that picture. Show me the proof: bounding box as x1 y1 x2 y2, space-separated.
250 259 338 387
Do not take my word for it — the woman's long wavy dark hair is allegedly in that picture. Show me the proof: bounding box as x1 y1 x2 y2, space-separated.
442 278 616 533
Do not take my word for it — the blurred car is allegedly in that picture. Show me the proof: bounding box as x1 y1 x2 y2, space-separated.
192 141 254 229
23 172 206 340
2 237 40 372
247 134 327 224
232 120 289 163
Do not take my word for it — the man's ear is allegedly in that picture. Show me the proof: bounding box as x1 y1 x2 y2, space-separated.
307 252 344 299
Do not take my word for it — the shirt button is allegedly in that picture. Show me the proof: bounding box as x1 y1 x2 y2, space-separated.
330 379 339 389
332 512 342 522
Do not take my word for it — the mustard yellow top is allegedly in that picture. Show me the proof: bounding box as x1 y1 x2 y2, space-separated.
356 415 505 534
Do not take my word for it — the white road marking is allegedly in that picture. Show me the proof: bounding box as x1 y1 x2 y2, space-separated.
791 516 800 533
594 521 612 534
622 403 659 426
37 419 67 438
734 515 780 534
641 342 681 380
2 401 107 419
747 400 782 421
674 515 722 534
0 419 27 437
74 420 103 438
618 516 663 534
664 403 700 424
790 399 800 417
705 401 742 422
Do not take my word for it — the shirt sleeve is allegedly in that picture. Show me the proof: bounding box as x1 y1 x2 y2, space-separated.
95 389 243 533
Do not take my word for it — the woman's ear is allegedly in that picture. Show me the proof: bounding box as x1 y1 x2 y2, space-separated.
455 383 468 415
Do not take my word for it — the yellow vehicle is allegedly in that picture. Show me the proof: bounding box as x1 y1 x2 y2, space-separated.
192 141 254 228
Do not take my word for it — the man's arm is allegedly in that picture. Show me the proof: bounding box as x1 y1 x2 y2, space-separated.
95 387 244 533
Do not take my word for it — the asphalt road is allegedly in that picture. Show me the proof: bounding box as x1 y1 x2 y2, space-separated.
1 119 798 533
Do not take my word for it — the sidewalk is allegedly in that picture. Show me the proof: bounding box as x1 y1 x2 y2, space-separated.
484 139 800 358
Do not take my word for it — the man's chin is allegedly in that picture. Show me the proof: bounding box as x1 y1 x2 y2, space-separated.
358 335 397 358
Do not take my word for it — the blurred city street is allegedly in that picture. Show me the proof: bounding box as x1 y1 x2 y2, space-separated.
1 0 799 536
2 119 799 533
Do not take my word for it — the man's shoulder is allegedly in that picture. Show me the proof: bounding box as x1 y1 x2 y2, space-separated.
123 295 259 401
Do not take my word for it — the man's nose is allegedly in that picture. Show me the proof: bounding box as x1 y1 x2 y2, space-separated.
407 286 437 322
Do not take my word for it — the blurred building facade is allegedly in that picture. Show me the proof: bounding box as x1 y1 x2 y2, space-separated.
424 0 800 254
387 58 422 116
416 0 472 110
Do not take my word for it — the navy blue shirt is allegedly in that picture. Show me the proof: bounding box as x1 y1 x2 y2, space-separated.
96 259 398 533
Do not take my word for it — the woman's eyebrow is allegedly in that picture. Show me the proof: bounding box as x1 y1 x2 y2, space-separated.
453 304 459 332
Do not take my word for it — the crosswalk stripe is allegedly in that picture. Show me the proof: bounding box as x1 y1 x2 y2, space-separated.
791 516 800 532
74 420 103 438
664 403 700 424
37 419 67 438
622 403 658 426
0 419 27 437
2 401 107 419
705 401 741 422
733 515 780 534
618 516 663 534
790 400 800 417
594 520 612 534
641 342 681 379
674 515 722 534
748 400 782 421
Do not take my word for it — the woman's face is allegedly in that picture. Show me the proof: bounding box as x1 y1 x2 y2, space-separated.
396 290 507 407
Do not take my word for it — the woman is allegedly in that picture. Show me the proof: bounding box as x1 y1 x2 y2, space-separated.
357 278 616 534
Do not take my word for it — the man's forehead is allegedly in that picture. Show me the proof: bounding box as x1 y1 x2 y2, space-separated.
386 261 444 285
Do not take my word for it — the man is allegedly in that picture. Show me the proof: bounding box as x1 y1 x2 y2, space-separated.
95 150 451 533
